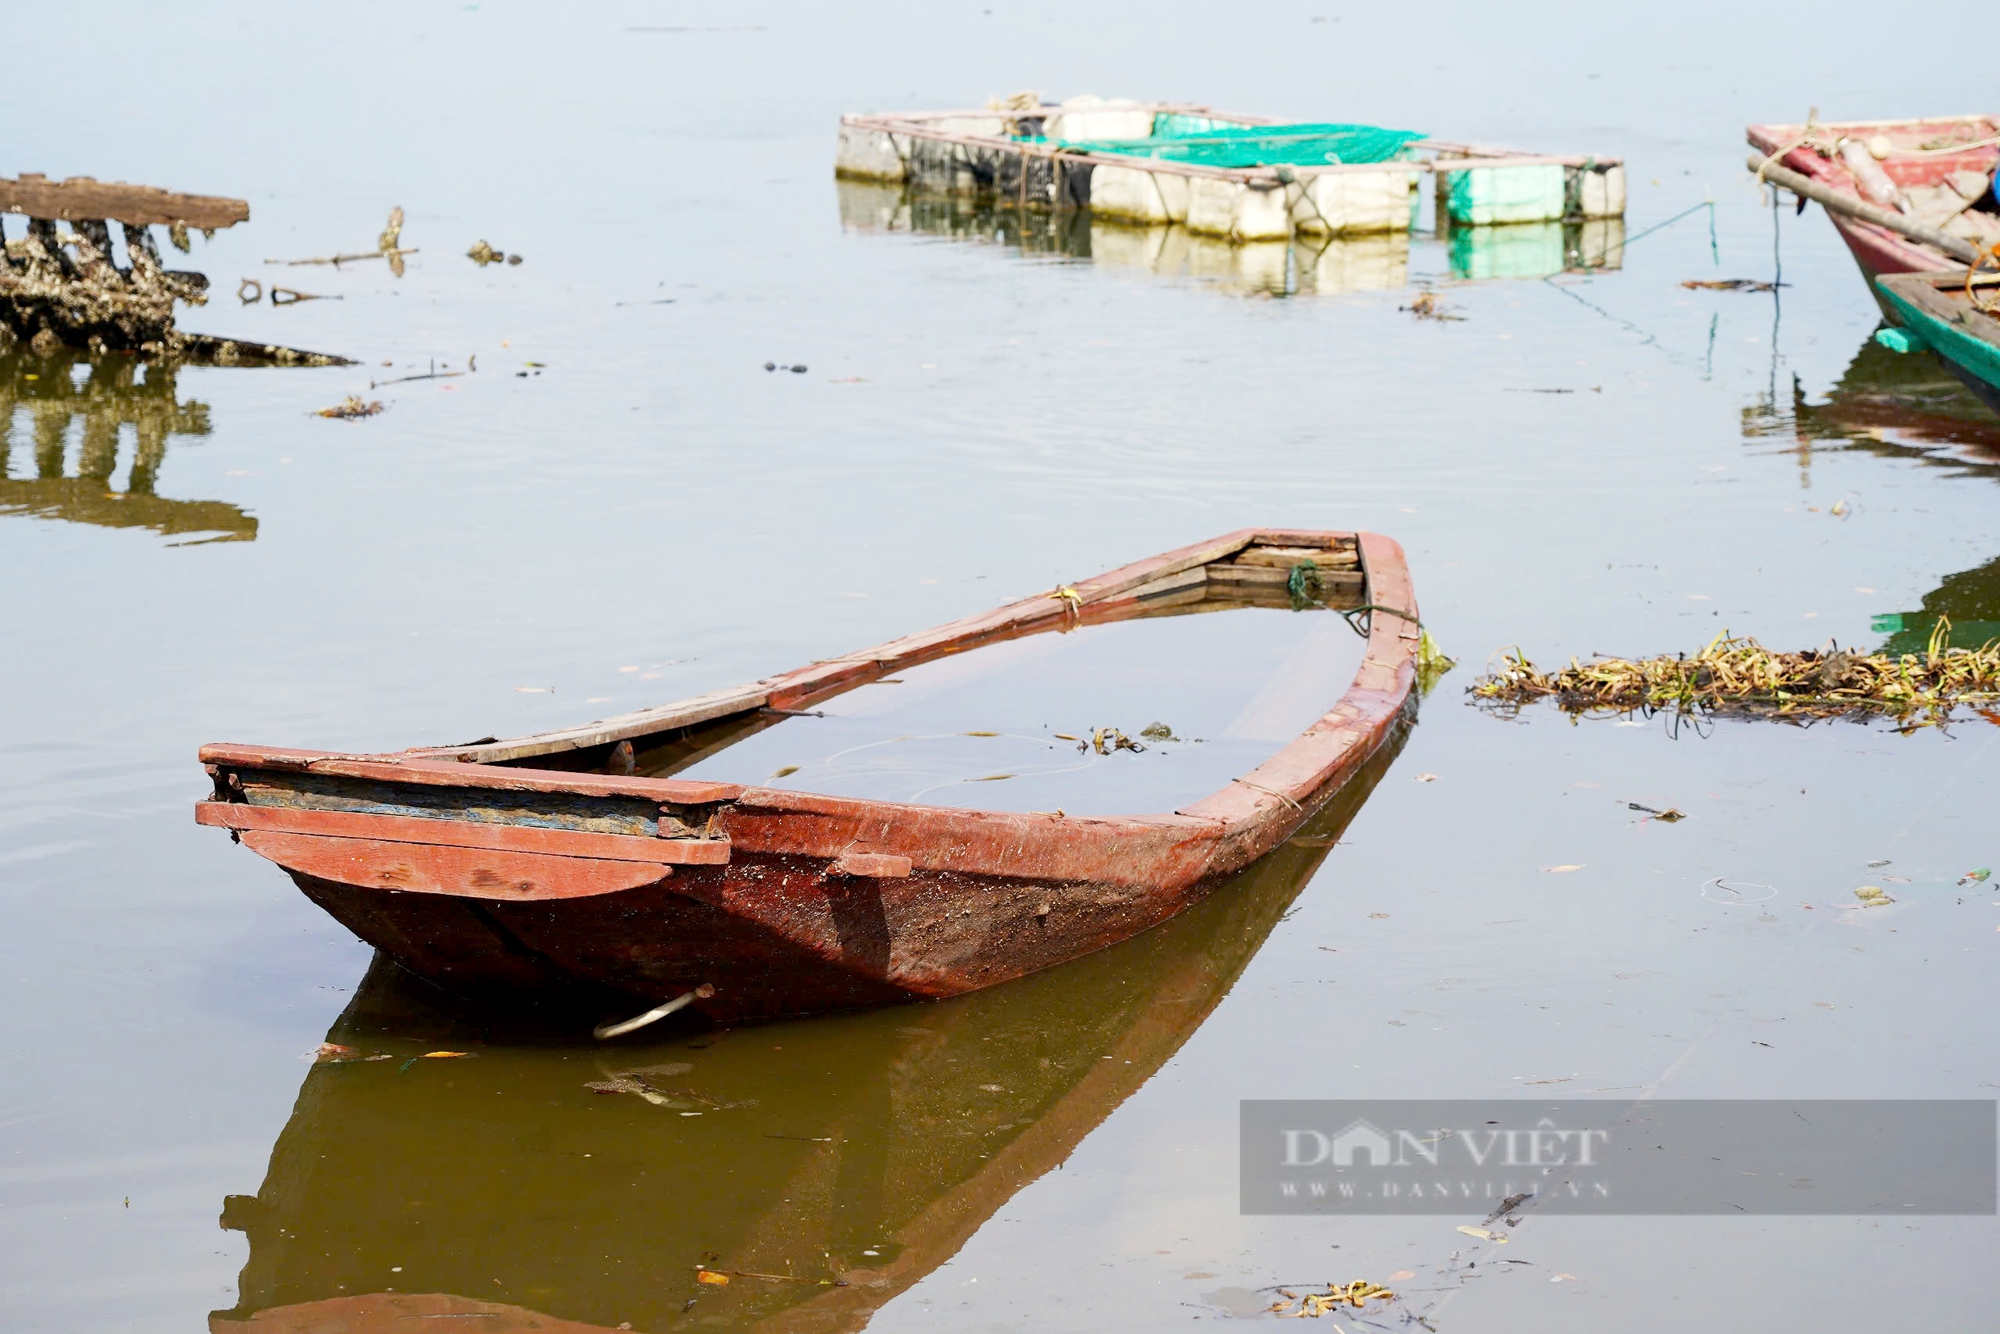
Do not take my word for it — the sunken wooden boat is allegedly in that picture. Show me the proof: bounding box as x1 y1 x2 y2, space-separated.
196 528 1419 1024
1745 115 1999 302
210 746 1403 1334
1874 270 2000 417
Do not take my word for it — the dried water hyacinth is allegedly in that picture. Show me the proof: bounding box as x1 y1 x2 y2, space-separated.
1470 621 2000 727
1266 1279 1397 1317
314 396 384 419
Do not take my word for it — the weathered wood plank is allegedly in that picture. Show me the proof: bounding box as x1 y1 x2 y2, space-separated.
1233 545 1360 569
201 745 745 805
196 800 729 864
0 174 248 228
242 831 670 900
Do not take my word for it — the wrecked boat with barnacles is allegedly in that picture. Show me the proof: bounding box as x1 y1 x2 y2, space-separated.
0 173 348 365
836 97 1625 245
195 529 1422 1026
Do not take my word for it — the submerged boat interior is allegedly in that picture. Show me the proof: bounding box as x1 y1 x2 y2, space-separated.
422 533 1375 818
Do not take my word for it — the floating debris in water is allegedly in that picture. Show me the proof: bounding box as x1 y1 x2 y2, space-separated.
267 207 418 275
1416 629 1456 693
1681 278 1784 292
1139 721 1177 740
588 1070 756 1109
268 286 338 305
763 361 808 373
466 239 523 267
314 396 384 419
1402 290 1463 321
312 1042 393 1064
1958 867 1991 886
3 173 347 362
1070 726 1145 755
1266 1279 1398 1317
1472 623 2000 726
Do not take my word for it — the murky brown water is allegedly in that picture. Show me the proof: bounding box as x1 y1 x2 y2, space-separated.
4 6 1997 1332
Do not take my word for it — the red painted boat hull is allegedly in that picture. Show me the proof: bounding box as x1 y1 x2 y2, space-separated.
1746 116 2000 311
197 529 1420 1024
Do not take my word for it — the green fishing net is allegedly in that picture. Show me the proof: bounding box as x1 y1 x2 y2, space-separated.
1055 117 1427 169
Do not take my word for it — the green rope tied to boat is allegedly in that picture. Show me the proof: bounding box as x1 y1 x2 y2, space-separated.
1286 561 1322 607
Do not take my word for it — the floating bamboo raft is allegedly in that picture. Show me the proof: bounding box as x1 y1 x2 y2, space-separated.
0 173 348 365
836 98 1625 243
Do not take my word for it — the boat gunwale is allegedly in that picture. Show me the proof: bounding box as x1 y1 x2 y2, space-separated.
1745 118 2000 197
197 528 1419 861
1874 271 2000 391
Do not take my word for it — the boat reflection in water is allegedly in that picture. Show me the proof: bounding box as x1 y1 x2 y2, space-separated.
211 729 1404 1334
1743 331 2000 652
837 181 1622 297
1445 216 1623 281
1873 553 2000 655
1743 328 2000 476
0 344 254 543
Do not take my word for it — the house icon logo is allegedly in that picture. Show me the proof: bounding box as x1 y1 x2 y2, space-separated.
1329 1118 1395 1167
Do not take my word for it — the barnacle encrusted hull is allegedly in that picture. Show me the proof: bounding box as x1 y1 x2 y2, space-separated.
1 173 349 365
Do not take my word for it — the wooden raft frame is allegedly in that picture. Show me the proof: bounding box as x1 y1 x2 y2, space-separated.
842 104 1609 183
836 103 1625 240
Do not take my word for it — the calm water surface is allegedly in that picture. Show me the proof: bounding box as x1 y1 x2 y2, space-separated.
3 4 1997 1331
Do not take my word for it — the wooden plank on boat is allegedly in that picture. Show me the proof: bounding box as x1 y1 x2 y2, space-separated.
1208 563 1364 587
830 850 914 878
1071 529 1258 603
200 745 744 805
240 831 670 900
196 800 730 864
0 173 250 228
1881 271 2000 336
414 683 775 764
1747 155 1981 264
1128 564 1208 600
1232 545 1360 569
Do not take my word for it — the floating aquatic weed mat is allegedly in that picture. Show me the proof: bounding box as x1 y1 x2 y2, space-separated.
1470 622 2000 727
